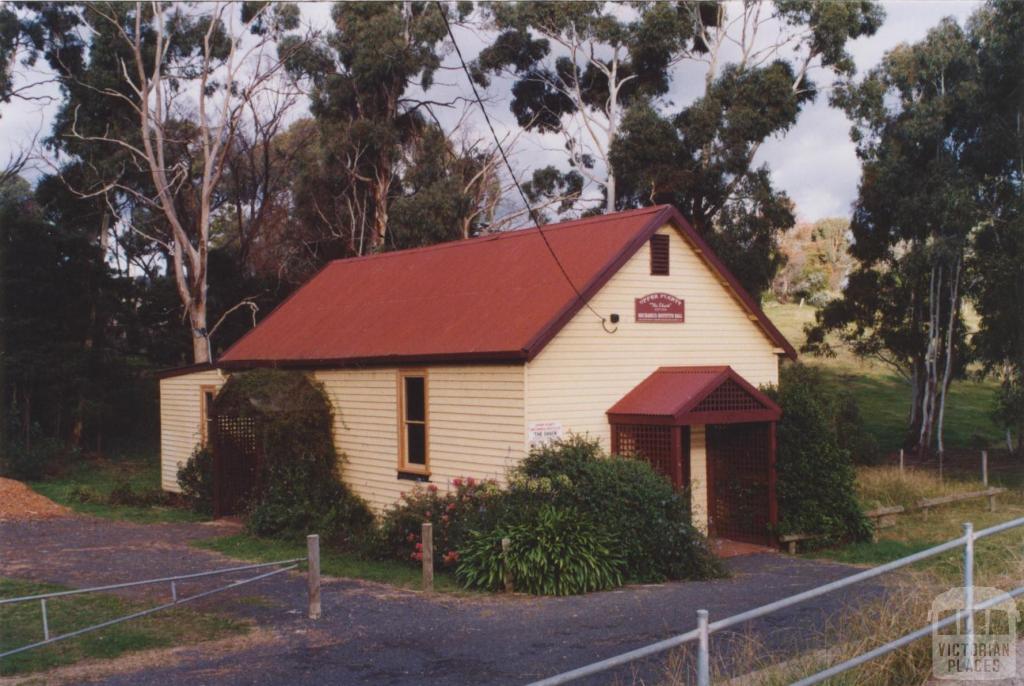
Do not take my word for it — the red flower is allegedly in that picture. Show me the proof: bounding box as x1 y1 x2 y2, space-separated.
466 477 476 487
446 502 456 513
415 542 423 551
452 478 463 488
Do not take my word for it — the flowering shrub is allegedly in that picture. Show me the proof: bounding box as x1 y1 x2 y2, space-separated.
374 478 503 568
375 436 721 593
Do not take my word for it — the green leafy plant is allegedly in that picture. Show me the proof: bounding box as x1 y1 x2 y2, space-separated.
374 478 505 567
0 432 67 481
515 435 722 582
211 370 374 544
456 505 624 596
764 363 872 543
177 446 214 516
375 437 721 590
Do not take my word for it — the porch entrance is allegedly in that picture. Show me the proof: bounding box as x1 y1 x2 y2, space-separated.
607 366 781 548
209 414 260 517
706 422 774 545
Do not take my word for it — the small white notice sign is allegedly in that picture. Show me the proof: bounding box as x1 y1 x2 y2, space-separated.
528 421 564 448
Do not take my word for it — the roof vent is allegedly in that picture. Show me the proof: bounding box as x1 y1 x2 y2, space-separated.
650 234 669 276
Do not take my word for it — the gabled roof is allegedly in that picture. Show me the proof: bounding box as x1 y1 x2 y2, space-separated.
607 366 782 425
218 205 796 369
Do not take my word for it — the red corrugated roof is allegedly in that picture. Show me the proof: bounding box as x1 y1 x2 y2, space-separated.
218 205 795 368
607 366 781 425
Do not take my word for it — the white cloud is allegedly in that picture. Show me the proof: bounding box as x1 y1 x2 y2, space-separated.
755 0 981 220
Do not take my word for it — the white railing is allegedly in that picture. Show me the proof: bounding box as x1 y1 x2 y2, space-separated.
528 517 1024 686
1 534 322 659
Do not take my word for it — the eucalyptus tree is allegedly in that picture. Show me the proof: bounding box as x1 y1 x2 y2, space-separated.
46 1 305 364
806 18 982 454
281 1 507 256
472 2 706 213
964 0 1024 453
610 1 883 297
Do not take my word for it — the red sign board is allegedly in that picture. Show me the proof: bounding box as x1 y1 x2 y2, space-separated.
635 292 685 323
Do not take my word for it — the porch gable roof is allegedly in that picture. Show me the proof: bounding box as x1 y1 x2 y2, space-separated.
606 366 781 426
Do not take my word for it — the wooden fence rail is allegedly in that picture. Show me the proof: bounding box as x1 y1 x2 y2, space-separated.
780 487 1006 553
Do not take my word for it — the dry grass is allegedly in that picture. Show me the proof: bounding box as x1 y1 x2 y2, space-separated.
647 473 1024 686
855 466 988 511
653 559 1024 686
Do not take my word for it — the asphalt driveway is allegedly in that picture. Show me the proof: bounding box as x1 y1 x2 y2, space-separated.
1 515 876 685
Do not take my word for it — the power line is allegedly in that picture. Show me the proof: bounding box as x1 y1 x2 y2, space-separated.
435 2 610 328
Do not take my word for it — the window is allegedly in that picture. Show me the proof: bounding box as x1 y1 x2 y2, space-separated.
650 234 670 275
199 386 218 443
398 371 428 473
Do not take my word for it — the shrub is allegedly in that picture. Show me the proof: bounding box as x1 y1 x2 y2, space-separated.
247 456 373 544
374 478 504 567
1 434 67 481
764 364 872 542
456 505 624 595
515 435 722 582
177 446 214 515
211 370 374 544
374 437 721 592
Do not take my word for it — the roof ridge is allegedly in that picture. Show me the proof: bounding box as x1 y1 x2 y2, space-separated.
324 205 669 268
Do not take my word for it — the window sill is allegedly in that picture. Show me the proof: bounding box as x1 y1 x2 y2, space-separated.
397 470 431 483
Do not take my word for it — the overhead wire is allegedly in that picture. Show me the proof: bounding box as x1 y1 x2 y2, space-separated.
435 2 615 332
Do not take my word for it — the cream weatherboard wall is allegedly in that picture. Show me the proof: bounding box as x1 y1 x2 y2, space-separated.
159 369 226 492
524 223 781 446
314 365 525 511
160 365 525 510
523 223 781 531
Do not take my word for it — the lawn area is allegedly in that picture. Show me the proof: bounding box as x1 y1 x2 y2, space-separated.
28 455 204 525
764 302 1003 453
806 466 1024 586
0 577 246 677
194 534 466 593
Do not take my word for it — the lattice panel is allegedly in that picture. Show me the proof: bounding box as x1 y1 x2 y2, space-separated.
692 379 765 413
707 423 771 544
613 424 676 486
210 415 259 516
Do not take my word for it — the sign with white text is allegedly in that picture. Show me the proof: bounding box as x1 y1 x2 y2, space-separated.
528 421 564 448
635 293 685 323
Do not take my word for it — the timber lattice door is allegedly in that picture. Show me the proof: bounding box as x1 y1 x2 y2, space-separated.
706 423 771 545
210 414 260 517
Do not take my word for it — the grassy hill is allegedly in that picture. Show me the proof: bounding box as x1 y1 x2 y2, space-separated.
764 303 1003 453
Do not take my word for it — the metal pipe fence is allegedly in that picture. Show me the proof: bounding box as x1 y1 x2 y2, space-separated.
1 534 323 660
528 515 1024 686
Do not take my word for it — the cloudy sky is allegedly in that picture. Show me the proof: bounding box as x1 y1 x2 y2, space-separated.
0 1 981 223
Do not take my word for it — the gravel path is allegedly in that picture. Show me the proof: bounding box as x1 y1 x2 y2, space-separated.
1 515 879 685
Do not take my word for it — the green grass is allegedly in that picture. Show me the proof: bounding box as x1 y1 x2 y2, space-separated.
764 302 1003 452
193 534 466 593
806 467 1024 581
0 577 246 677
28 456 205 525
